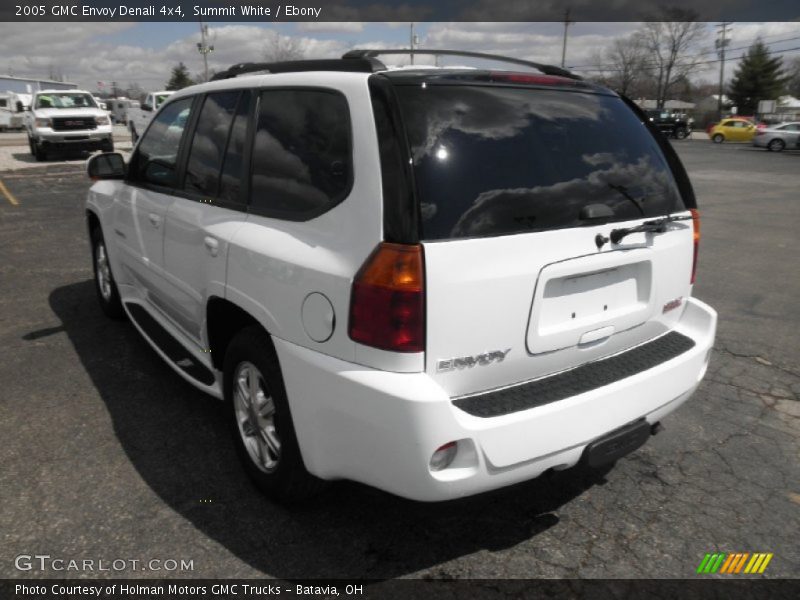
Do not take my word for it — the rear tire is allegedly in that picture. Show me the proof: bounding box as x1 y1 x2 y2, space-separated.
712 133 724 144
767 138 785 152
129 124 138 144
674 127 688 140
91 227 125 320
224 326 327 504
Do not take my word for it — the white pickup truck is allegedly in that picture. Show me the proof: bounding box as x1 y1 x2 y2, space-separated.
25 89 113 160
127 90 173 143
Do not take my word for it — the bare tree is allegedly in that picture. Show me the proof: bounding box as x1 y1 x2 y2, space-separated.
642 8 705 108
263 31 305 62
603 32 648 97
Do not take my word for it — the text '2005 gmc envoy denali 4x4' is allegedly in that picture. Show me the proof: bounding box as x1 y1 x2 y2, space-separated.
84 50 717 503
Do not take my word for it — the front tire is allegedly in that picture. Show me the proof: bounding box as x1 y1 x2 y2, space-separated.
101 139 114 153
712 133 724 144
224 326 327 504
91 227 125 320
767 138 785 152
129 124 138 144
30 136 47 161
674 127 688 140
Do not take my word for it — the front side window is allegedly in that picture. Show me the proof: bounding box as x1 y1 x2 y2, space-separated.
35 93 96 109
250 89 351 218
131 97 193 188
184 91 241 198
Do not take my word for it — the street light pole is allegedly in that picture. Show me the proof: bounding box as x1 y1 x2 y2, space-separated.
716 22 731 121
197 18 214 82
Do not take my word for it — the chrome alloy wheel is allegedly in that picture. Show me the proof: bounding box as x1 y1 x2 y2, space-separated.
234 361 281 473
95 242 112 301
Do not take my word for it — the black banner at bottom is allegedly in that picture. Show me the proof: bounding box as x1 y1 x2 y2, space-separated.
2 579 800 600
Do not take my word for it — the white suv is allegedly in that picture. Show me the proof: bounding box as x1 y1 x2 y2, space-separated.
85 50 717 503
27 89 113 160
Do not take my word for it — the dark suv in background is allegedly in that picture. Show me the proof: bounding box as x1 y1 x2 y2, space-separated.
646 109 691 140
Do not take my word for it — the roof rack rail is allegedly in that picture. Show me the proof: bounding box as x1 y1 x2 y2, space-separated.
211 57 386 80
342 49 581 80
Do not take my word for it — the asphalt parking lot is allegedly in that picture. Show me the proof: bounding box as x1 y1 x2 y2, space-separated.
0 139 798 581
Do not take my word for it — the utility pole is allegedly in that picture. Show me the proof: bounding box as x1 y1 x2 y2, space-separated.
715 22 732 121
409 23 417 65
197 18 214 82
561 8 572 68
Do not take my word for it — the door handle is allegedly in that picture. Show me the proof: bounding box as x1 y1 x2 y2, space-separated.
204 236 219 256
148 213 161 228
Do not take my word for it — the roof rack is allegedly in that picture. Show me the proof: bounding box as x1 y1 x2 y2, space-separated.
211 49 580 81
343 49 581 80
211 57 385 80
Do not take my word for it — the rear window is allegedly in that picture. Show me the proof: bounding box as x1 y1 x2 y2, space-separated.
393 85 685 240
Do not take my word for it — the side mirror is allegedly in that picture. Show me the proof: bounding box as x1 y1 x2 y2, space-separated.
142 103 152 112
87 153 126 180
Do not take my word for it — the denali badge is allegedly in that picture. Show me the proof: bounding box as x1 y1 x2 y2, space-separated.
663 297 683 313
437 349 511 373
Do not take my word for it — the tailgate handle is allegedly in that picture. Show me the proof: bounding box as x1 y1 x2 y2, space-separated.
580 325 615 346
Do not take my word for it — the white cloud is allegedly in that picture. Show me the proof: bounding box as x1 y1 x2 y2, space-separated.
296 22 365 33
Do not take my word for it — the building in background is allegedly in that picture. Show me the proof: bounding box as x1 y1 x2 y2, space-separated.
0 75 78 94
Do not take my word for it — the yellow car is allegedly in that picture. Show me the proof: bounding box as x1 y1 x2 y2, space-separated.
709 118 757 143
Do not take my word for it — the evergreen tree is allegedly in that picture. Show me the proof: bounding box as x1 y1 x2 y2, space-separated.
165 62 194 91
728 39 788 114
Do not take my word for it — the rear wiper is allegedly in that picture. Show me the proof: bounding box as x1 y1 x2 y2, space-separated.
609 214 692 245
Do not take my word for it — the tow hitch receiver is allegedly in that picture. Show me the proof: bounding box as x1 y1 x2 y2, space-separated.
583 419 652 468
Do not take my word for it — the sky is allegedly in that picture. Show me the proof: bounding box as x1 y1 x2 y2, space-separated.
0 21 798 93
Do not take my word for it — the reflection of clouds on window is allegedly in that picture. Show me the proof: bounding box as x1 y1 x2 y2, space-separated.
451 155 674 237
420 202 438 221
251 174 328 211
253 129 312 184
399 86 606 162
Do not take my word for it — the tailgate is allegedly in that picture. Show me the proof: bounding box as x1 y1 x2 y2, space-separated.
424 220 694 397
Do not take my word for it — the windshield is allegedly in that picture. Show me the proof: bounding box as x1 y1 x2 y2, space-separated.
155 94 171 108
35 93 97 110
393 85 684 240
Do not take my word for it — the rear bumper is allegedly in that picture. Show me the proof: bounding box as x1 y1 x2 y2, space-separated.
276 297 717 501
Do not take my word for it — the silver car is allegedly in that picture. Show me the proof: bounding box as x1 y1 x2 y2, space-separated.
752 122 800 152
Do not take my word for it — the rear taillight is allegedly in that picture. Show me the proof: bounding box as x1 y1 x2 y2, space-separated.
348 243 425 353
690 209 700 284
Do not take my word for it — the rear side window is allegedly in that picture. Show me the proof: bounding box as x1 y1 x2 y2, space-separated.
131 97 193 188
393 85 684 240
219 91 251 205
249 89 351 219
184 91 241 198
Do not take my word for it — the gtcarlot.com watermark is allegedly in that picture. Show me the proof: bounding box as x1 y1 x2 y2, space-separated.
14 554 194 573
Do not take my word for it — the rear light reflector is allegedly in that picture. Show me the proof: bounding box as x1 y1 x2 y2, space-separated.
690 209 700 284
429 442 458 472
348 242 425 353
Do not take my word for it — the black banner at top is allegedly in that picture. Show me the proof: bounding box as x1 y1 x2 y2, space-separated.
1 0 799 22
